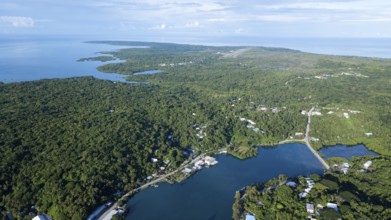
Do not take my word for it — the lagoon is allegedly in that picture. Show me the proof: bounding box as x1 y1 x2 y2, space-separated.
319 144 378 160
125 143 324 220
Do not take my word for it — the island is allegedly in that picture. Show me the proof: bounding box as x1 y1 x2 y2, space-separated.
0 41 390 219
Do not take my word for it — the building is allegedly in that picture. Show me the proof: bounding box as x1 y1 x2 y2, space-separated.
245 213 256 220
343 112 349 118
286 181 297 187
365 132 373 136
295 132 304 136
299 192 307 198
151 158 158 163
247 120 256 125
326 203 339 211
341 167 349 174
195 160 205 167
306 203 315 214
311 111 322 116
182 168 192 173
204 156 218 166
364 160 372 169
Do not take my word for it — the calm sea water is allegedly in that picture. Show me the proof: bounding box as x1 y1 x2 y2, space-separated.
0 39 133 83
125 143 324 220
319 144 378 159
0 37 390 83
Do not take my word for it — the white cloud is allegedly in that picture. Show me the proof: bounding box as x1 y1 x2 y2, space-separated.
184 21 200 28
0 16 34 27
150 23 166 30
234 28 245 34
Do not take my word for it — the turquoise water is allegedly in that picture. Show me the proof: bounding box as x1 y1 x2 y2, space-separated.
125 143 324 220
319 144 378 159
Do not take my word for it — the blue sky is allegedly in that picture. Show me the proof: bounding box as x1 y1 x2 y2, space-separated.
1 0 390 42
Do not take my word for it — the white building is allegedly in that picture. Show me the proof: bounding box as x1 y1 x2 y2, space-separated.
204 156 218 166
247 120 256 125
182 168 192 173
326 203 338 211
245 213 256 220
286 181 297 187
33 214 51 220
343 112 349 118
311 111 322 116
364 160 372 169
306 203 315 214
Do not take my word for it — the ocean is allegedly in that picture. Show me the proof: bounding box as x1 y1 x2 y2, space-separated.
0 37 390 83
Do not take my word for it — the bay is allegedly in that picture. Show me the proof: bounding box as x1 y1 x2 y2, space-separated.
125 143 324 220
0 39 140 83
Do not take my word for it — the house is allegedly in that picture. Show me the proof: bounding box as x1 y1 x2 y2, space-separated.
306 179 315 186
151 158 158 163
204 156 218 166
311 111 322 116
258 106 268 111
195 160 205 167
364 160 372 169
286 181 297 187
365 132 373 136
245 213 256 220
295 132 304 136
247 120 256 125
306 203 315 214
342 162 350 168
326 203 338 211
182 168 192 173
343 112 349 118
33 214 51 220
310 137 320 142
341 167 348 174
299 192 308 198
240 117 246 121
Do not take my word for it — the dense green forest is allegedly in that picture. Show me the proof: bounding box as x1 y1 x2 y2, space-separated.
1 41 390 219
233 156 391 219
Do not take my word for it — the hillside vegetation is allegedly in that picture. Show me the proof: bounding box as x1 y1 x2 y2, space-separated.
1 41 390 219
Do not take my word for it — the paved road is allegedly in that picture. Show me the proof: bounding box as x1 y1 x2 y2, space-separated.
305 107 330 170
